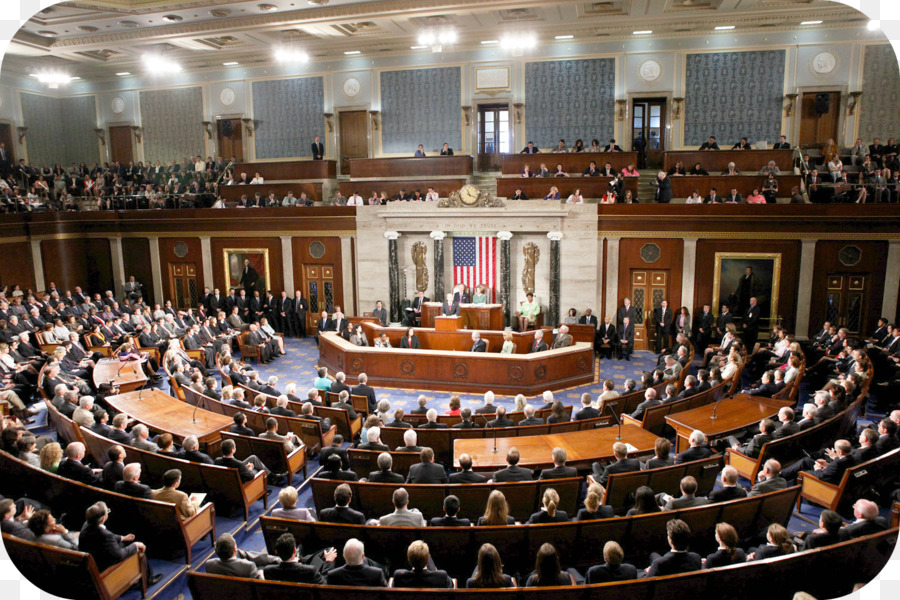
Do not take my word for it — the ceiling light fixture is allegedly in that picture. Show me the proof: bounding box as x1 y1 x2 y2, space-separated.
410 45 427 50
481 40 499 45
142 54 182 74
714 25 735 30
867 20 880 31
31 72 74 88
633 30 652 35
500 33 537 52
273 47 309 63
800 20 823 25
555 35 574 40
344 50 361 55
417 28 457 53
116 72 131 76
223 61 240 66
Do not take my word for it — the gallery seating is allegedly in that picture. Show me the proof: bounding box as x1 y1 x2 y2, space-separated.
798 447 900 517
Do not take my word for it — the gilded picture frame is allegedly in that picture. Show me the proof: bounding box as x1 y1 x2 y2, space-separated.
712 252 781 328
224 248 271 296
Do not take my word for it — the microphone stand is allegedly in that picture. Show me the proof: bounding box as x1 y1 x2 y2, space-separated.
605 402 622 441
480 412 498 453
710 392 733 420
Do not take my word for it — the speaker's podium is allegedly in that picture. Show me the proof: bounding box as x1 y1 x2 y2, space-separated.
434 316 463 332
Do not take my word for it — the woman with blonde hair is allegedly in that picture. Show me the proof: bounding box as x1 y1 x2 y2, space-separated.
500 331 515 354
527 488 569 524
748 523 795 560
514 394 527 412
271 486 315 521
575 483 613 520
39 442 62 473
477 490 515 526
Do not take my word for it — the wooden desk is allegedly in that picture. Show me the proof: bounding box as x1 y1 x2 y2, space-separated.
338 179 467 199
105 389 233 448
434 316 462 332
668 175 803 200
349 156 473 178
317 325 594 395
666 393 792 453
93 357 147 393
453 423 659 471
500 152 639 175
421 303 503 330
496 176 638 201
217 183 323 204
663 149 793 173
233 160 336 180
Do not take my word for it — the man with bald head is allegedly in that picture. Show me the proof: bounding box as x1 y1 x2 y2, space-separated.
838 499 889 540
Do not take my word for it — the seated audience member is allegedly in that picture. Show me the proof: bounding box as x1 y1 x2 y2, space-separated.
262 533 327 584
215 438 275 482
271 486 316 521
410 395 429 415
525 543 572 587
419 408 448 429
151 468 198 520
205 533 274 579
395 428 423 452
708 466 747 503
642 519 702 578
527 488 570 524
113 462 152 499
748 459 788 496
627 486 662 516
229 412 255 437
674 430 712 463
838 499 889 541
378 488 426 527
574 392 600 420
491 447 534 482
406 448 448 484
540 447 578 480
747 523 795 560
79 501 161 585
466 543 516 588
704 523 746 568
477 490 516 526
486 406 515 428
519 404 544 426
28 509 78 550
658 476 709 510
319 484 365 524
391 541 453 588
326 539 387 587
585 541 637 584
729 418 777 459
57 442 101 485
0 499 35 541
358 426 389 451
365 452 405 483
449 453 487 484
319 454 359 481
430 495 471 527
575 482 615 520
629 388 660 420
799 510 843 551
386 408 413 428
593 441 641 487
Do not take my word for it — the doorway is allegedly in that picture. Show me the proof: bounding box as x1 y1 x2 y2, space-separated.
824 273 869 336
168 263 199 310
629 269 670 351
799 91 840 147
109 126 134 164
631 98 667 168
303 264 336 333
338 110 368 175
216 118 243 162
476 104 510 171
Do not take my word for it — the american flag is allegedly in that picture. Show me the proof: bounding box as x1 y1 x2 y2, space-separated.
453 236 497 302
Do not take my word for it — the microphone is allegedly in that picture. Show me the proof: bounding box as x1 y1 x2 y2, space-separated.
605 402 622 441
191 394 199 424
479 412 499 453
710 391 733 420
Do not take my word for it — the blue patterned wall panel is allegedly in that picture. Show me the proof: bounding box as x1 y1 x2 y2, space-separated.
252 77 324 159
21 93 98 168
859 45 900 142
684 50 786 147
139 87 205 163
524 58 616 148
380 67 461 154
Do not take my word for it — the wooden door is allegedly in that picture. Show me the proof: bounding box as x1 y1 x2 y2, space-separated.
168 263 198 310
824 273 869 336
630 269 669 351
632 98 666 168
799 92 840 146
217 119 243 161
477 104 509 171
339 110 368 175
303 264 335 333
109 126 133 164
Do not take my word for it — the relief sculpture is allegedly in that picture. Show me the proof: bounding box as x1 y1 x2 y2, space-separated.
522 242 540 294
411 241 429 292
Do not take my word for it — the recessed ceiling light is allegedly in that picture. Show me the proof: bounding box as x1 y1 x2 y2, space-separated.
481 40 499 45
274 48 309 63
344 50 361 55
118 21 139 29
633 30 652 35
715 25 735 30
258 3 278 12
37 30 56 37
867 20 880 31
410 45 427 50
800 21 823 25
223 61 239 66
555 35 574 40
162 15 183 23
70 76 81 81
116 72 131 76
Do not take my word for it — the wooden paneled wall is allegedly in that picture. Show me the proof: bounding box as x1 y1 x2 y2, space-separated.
0 242 35 292
121 238 154 304
210 237 284 295
40 238 114 294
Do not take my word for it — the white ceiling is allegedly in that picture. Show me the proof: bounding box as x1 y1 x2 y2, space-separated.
2 0 873 80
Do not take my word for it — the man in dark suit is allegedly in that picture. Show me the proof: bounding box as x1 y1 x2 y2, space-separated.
332 390 358 421
357 428 389 451
406 448 448 484
392 541 453 589
773 135 791 150
540 447 578 480
731 418 776 459
616 298 636 333
707 466 747 503
57 442 101 485
654 171 673 203
693 304 714 350
331 311 348 339
429 495 471 526
113 464 153 499
329 372 351 397
291 291 308 338
574 393 601 421
744 371 778 397
518 404 544 426
318 484 366 524
579 308 599 329
838 499 889 541
366 452 404 483
876 419 899 454
419 409 449 429
246 323 275 363
674 430 713 464
214 439 271 482
319 454 359 481
178 436 215 465
229 413 256 437
491 448 534 482
629 388 661 421
449 454 487 483
440 292 460 317
469 331 487 352
408 291 429 325
742 297 761 350
79 501 161 584
654 300 673 353
641 519 702 578
699 136 720 151
619 316 635 360
529 330 547 353
716 305 734 337
386 409 413 429
314 310 333 343
263 534 327 584
319 436 349 470
597 316 617 358
100 447 126 490
474 392 497 415
772 407 800 439
326 539 386 587
485 406 515 428
593 442 641 487
311 135 325 161
350 373 378 414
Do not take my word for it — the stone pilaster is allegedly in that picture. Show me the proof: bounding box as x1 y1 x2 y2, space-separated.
547 231 563 327
385 231 401 323
497 231 513 327
430 231 446 301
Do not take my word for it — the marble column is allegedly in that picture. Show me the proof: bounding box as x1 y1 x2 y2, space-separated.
385 231 401 323
340 237 355 315
605 237 620 319
30 240 45 292
497 231 513 327
280 236 294 294
547 231 563 327
882 240 900 325
681 238 697 311
109 237 126 300
148 237 164 305
430 231 446 302
200 237 214 291
794 239 818 340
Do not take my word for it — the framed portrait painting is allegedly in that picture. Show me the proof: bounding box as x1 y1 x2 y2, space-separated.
224 248 270 296
712 252 781 327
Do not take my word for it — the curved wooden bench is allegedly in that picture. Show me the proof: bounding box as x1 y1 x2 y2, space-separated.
188 526 897 600
309 476 583 523
0 449 216 564
2 532 146 600
262 485 800 579
798 447 900 517
621 383 721 436
79 424 268 522
220 430 308 480
347 448 421 478
395 404 574 427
